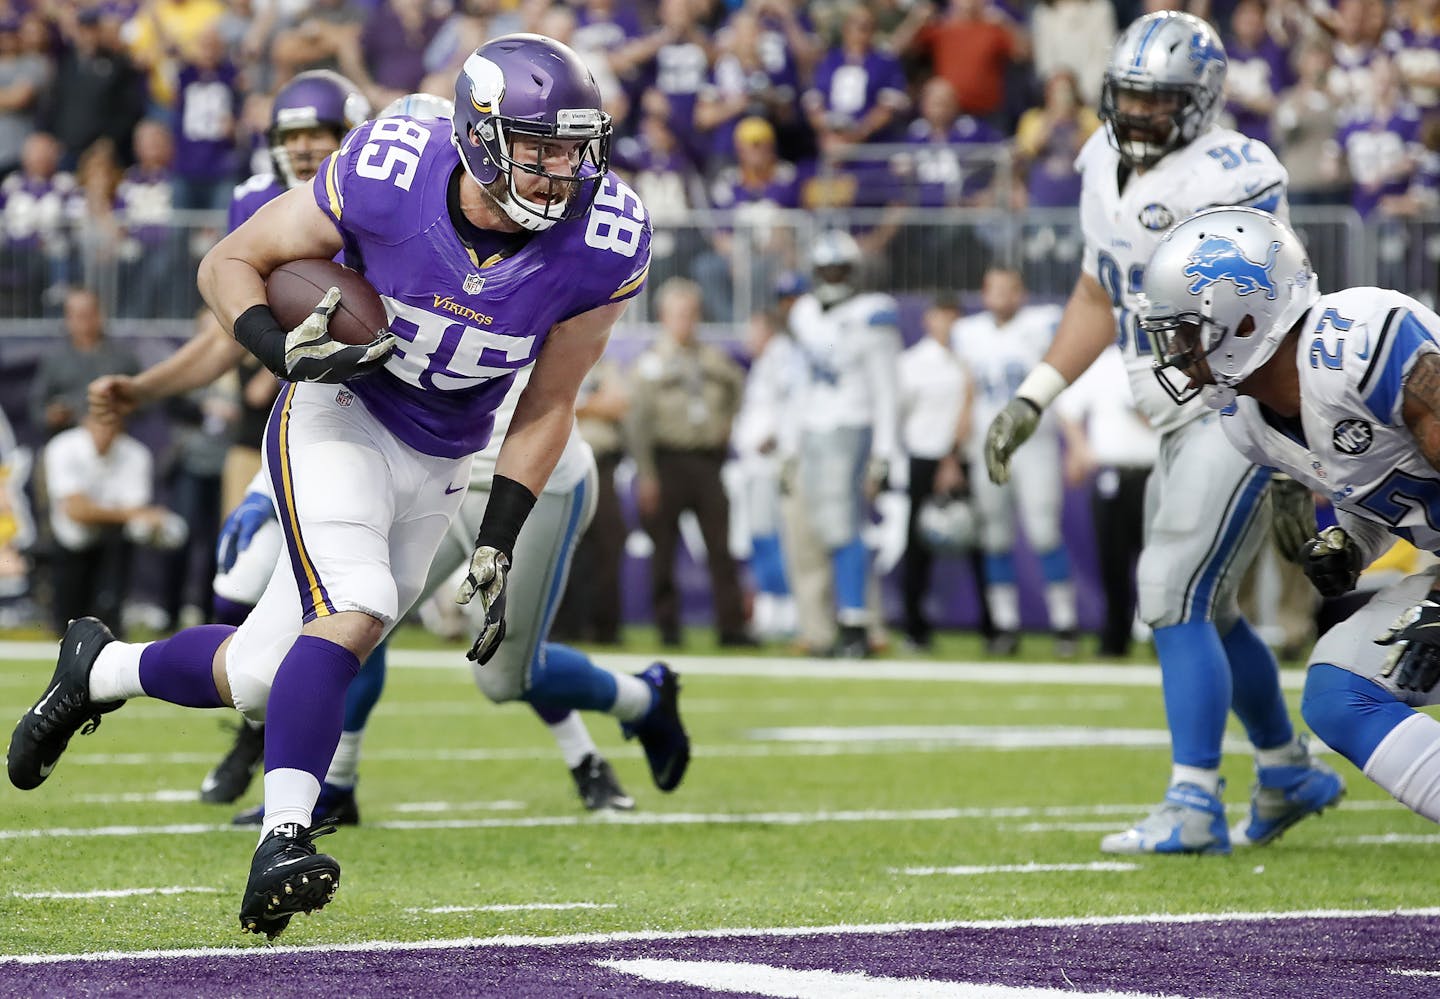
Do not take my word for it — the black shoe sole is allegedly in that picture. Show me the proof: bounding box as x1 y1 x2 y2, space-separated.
240 859 341 940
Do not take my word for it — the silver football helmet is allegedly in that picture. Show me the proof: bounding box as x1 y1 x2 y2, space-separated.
1100 11 1227 169
917 495 978 554
1139 207 1320 407
379 92 455 121
810 229 862 306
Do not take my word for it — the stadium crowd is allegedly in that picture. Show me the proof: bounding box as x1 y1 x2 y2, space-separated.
0 0 1437 654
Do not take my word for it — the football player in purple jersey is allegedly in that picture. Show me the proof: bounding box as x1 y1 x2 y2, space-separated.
11 36 683 939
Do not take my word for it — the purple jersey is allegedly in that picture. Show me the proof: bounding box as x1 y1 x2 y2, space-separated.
702 53 799 162
0 172 80 251
709 161 800 231
649 40 711 157
1224 38 1291 146
893 116 1003 207
1337 106 1423 218
573 6 643 55
313 117 652 459
1385 25 1440 109
804 48 908 139
114 166 174 245
228 173 285 233
174 62 240 182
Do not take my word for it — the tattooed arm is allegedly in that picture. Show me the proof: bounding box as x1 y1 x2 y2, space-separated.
1402 350 1440 470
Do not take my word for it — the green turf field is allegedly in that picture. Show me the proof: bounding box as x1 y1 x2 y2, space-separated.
0 627 1434 958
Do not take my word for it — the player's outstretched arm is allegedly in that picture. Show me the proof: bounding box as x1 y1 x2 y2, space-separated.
1402 352 1440 472
89 315 246 422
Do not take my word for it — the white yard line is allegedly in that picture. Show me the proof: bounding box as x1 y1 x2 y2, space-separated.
1342 833 1440 845
390 800 527 813
70 790 201 804
12 887 218 900
408 903 617 914
2 907 1437 965
895 863 1139 876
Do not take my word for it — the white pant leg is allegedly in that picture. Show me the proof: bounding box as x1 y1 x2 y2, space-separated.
1011 427 1064 553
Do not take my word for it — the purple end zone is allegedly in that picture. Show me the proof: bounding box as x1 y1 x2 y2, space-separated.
3 915 1439 997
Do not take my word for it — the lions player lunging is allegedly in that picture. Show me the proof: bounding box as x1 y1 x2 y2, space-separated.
984 11 1342 854
1138 207 1440 830
8 35 682 937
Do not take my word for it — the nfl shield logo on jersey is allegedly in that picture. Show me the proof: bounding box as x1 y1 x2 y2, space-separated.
1332 419 1372 455
464 273 485 295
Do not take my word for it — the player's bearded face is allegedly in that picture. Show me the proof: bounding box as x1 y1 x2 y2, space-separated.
506 136 585 207
1113 89 1182 148
282 126 342 183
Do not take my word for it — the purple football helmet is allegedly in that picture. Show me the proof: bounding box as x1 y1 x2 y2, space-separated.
452 33 612 232
269 70 371 188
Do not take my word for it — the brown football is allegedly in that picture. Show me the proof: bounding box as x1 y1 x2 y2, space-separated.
265 259 388 346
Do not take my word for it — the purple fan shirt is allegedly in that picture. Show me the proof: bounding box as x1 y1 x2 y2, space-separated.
1385 25 1440 110
228 173 285 233
893 115 1002 207
804 48 908 139
701 53 800 163
1336 105 1423 218
1224 38 1292 146
174 61 240 182
114 166 174 246
648 40 711 160
0 172 81 250
313 117 652 458
573 5 644 55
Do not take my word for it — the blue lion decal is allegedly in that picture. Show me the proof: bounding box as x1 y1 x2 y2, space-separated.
1189 31 1223 74
1182 237 1280 299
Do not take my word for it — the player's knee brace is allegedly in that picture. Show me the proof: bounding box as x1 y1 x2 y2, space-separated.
1302 662 1412 768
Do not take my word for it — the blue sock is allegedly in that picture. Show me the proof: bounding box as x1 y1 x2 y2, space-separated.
1037 547 1071 584
983 553 1016 585
523 643 619 712
211 596 251 628
343 637 387 733
1223 617 1293 751
832 538 868 613
751 534 790 595
1302 662 1415 768
265 636 361 784
1153 620 1231 770
138 624 233 708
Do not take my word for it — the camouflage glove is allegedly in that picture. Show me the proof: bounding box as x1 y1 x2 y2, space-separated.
456 545 509 664
1269 473 1317 564
1378 599 1440 693
283 287 395 384
984 398 1041 485
1299 526 1364 598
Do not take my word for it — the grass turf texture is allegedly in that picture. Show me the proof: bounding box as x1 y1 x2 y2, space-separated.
0 625 1432 956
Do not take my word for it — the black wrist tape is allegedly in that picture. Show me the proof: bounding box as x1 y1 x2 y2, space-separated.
476 474 537 559
234 304 288 378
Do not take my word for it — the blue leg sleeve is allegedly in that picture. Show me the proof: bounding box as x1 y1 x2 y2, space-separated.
832 538 868 613
983 553 1016 585
751 534 790 596
523 642 619 712
1037 547 1071 584
1302 662 1415 769
1153 620 1230 770
342 636 387 734
1223 616 1294 751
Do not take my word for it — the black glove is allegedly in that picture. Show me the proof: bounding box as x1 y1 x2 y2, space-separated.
1269 473 1316 564
1300 526 1364 598
456 545 509 664
283 287 395 384
1378 599 1440 693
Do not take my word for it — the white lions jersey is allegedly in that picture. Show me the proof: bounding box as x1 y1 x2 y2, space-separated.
953 304 1064 434
1077 125 1289 435
1221 288 1440 554
787 291 903 461
468 365 591 495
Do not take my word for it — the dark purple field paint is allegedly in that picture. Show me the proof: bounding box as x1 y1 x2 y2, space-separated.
3 915 1439 998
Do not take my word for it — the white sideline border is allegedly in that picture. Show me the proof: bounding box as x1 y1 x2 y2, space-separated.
1 907 1437 965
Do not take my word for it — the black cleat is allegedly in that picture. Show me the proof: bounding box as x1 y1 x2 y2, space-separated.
570 753 635 811
621 663 689 792
200 721 266 804
232 782 360 827
8 618 124 790
832 625 870 659
238 821 340 940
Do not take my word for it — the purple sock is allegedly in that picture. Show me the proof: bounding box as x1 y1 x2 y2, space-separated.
265 636 361 783
212 596 252 628
138 625 233 708
530 702 570 726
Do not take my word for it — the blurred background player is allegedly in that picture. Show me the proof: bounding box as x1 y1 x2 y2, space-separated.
983 12 1337 856
955 267 1076 656
787 229 902 659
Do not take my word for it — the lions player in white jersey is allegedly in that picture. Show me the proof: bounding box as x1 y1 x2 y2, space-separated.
786 230 903 658
954 268 1076 656
984 11 1342 855
1135 208 1440 829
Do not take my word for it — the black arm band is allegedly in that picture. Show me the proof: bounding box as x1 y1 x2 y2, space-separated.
475 474 537 559
234 304 289 378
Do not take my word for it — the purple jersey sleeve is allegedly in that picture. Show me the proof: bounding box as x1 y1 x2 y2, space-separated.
228 174 284 233
562 172 653 319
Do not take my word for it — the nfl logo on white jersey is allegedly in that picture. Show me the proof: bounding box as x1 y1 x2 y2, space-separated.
464 273 485 295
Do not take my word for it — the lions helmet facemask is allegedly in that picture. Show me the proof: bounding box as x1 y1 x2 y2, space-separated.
1139 207 1319 407
1100 11 1226 170
452 33 612 233
269 70 371 189
809 229 862 307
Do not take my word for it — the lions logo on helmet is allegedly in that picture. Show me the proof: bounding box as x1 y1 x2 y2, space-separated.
1139 207 1319 406
450 34 612 233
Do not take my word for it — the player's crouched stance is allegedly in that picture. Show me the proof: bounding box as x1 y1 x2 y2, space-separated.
1133 208 1440 829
